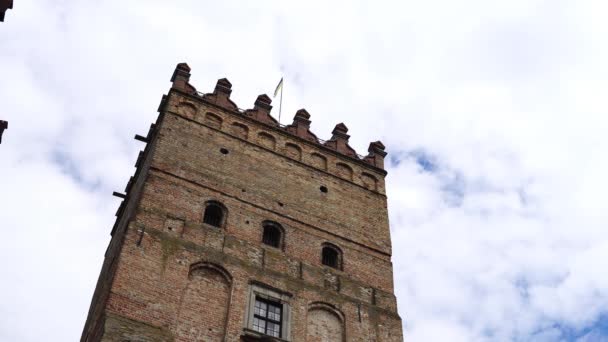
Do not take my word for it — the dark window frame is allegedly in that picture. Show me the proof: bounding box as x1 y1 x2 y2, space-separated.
203 201 226 228
252 296 283 338
261 221 284 250
245 283 293 340
321 243 342 270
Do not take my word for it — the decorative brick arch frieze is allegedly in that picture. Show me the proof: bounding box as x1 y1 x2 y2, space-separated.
204 112 223 129
168 63 387 171
336 162 354 181
173 101 384 192
257 131 277 150
176 101 197 120
311 153 328 170
360 172 378 191
231 121 249 140
285 142 302 161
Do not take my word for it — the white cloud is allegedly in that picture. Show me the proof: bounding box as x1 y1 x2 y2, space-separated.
1 0 607 340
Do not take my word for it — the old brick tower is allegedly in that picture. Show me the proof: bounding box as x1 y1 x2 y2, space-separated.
81 63 403 341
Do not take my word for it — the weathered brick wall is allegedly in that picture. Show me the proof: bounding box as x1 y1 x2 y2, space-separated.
102 216 402 341
157 101 391 256
81 121 160 342
81 63 403 341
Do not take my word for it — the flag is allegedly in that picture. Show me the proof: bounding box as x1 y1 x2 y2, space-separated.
274 77 283 98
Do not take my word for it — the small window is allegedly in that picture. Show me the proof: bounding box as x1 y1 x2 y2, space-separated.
322 244 342 269
203 201 225 227
262 222 283 248
253 297 283 337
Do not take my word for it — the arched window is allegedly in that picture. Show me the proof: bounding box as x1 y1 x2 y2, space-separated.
262 221 283 249
203 201 226 228
321 243 342 269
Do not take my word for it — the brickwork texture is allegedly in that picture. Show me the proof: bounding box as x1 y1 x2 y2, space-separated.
81 63 403 342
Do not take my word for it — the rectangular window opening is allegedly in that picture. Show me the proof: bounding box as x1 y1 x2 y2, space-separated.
253 297 283 338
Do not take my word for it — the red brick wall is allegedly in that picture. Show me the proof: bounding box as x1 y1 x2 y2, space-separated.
81 66 403 341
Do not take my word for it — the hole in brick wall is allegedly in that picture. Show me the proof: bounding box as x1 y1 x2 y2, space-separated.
246 220 250 224
278 202 284 207
242 189 246 192
320 186 328 193
220 148 229 154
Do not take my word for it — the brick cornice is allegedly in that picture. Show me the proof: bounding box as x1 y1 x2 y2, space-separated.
163 109 388 197
167 88 389 177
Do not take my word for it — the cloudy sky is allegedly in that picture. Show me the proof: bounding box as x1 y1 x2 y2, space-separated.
1 1 607 341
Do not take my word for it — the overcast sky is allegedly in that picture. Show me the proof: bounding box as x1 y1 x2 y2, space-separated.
1 1 608 341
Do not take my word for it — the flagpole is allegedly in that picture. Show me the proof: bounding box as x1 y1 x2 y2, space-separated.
278 82 283 124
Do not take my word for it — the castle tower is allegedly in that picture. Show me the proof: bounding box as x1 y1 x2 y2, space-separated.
81 63 403 341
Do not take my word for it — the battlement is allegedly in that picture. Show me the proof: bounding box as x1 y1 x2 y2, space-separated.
82 62 402 342
169 63 387 171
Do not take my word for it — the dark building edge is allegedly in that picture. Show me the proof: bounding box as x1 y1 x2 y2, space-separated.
80 98 166 341
0 0 13 22
0 120 7 143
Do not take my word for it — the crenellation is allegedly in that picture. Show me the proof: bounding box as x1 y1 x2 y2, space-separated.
81 62 402 342
364 141 388 169
244 94 278 126
170 62 195 93
166 99 387 194
168 63 388 173
201 78 239 111
284 109 319 143
324 123 358 158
